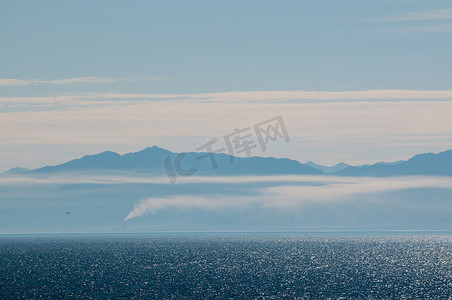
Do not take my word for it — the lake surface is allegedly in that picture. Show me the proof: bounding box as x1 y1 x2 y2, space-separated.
1 233 451 299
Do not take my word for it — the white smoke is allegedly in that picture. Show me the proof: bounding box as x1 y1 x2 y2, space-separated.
123 195 251 221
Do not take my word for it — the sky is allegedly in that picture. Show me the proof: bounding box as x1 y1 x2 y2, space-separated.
1 0 452 172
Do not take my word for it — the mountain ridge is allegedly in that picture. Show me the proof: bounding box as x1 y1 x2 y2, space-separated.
3 147 452 177
304 161 350 174
25 145 322 176
335 149 452 177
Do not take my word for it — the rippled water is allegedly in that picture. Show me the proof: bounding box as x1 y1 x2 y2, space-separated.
1 233 451 299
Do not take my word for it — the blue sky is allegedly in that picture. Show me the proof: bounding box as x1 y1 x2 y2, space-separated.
1 0 452 171
2 0 452 93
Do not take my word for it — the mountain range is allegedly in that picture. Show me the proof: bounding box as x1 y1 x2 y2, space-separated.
2 146 452 233
22 146 322 176
336 150 452 177
3 146 452 177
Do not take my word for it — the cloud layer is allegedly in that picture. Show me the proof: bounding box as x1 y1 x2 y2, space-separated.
2 89 452 171
3 89 452 107
123 175 452 221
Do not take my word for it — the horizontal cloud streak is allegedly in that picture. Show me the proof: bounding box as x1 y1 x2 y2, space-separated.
381 24 452 35
0 174 377 186
379 9 452 22
0 77 121 86
3 89 452 108
123 176 452 220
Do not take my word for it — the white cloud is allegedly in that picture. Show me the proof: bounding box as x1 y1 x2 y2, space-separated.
0 76 170 87
0 77 121 86
259 176 452 205
381 24 452 34
82 89 452 102
2 172 451 222
1 98 451 143
2 89 452 108
0 174 355 186
123 175 452 220
381 8 452 22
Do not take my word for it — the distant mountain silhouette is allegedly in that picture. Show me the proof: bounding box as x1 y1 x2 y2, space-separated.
3 167 30 175
335 149 452 176
33 146 173 174
30 146 323 176
304 161 350 174
4 147 452 177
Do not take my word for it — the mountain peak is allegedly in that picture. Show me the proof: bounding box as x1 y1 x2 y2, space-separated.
304 161 350 174
2 167 30 175
143 145 165 151
81 151 120 159
131 146 173 156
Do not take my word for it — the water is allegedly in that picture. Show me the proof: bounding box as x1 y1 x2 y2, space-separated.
1 233 451 299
